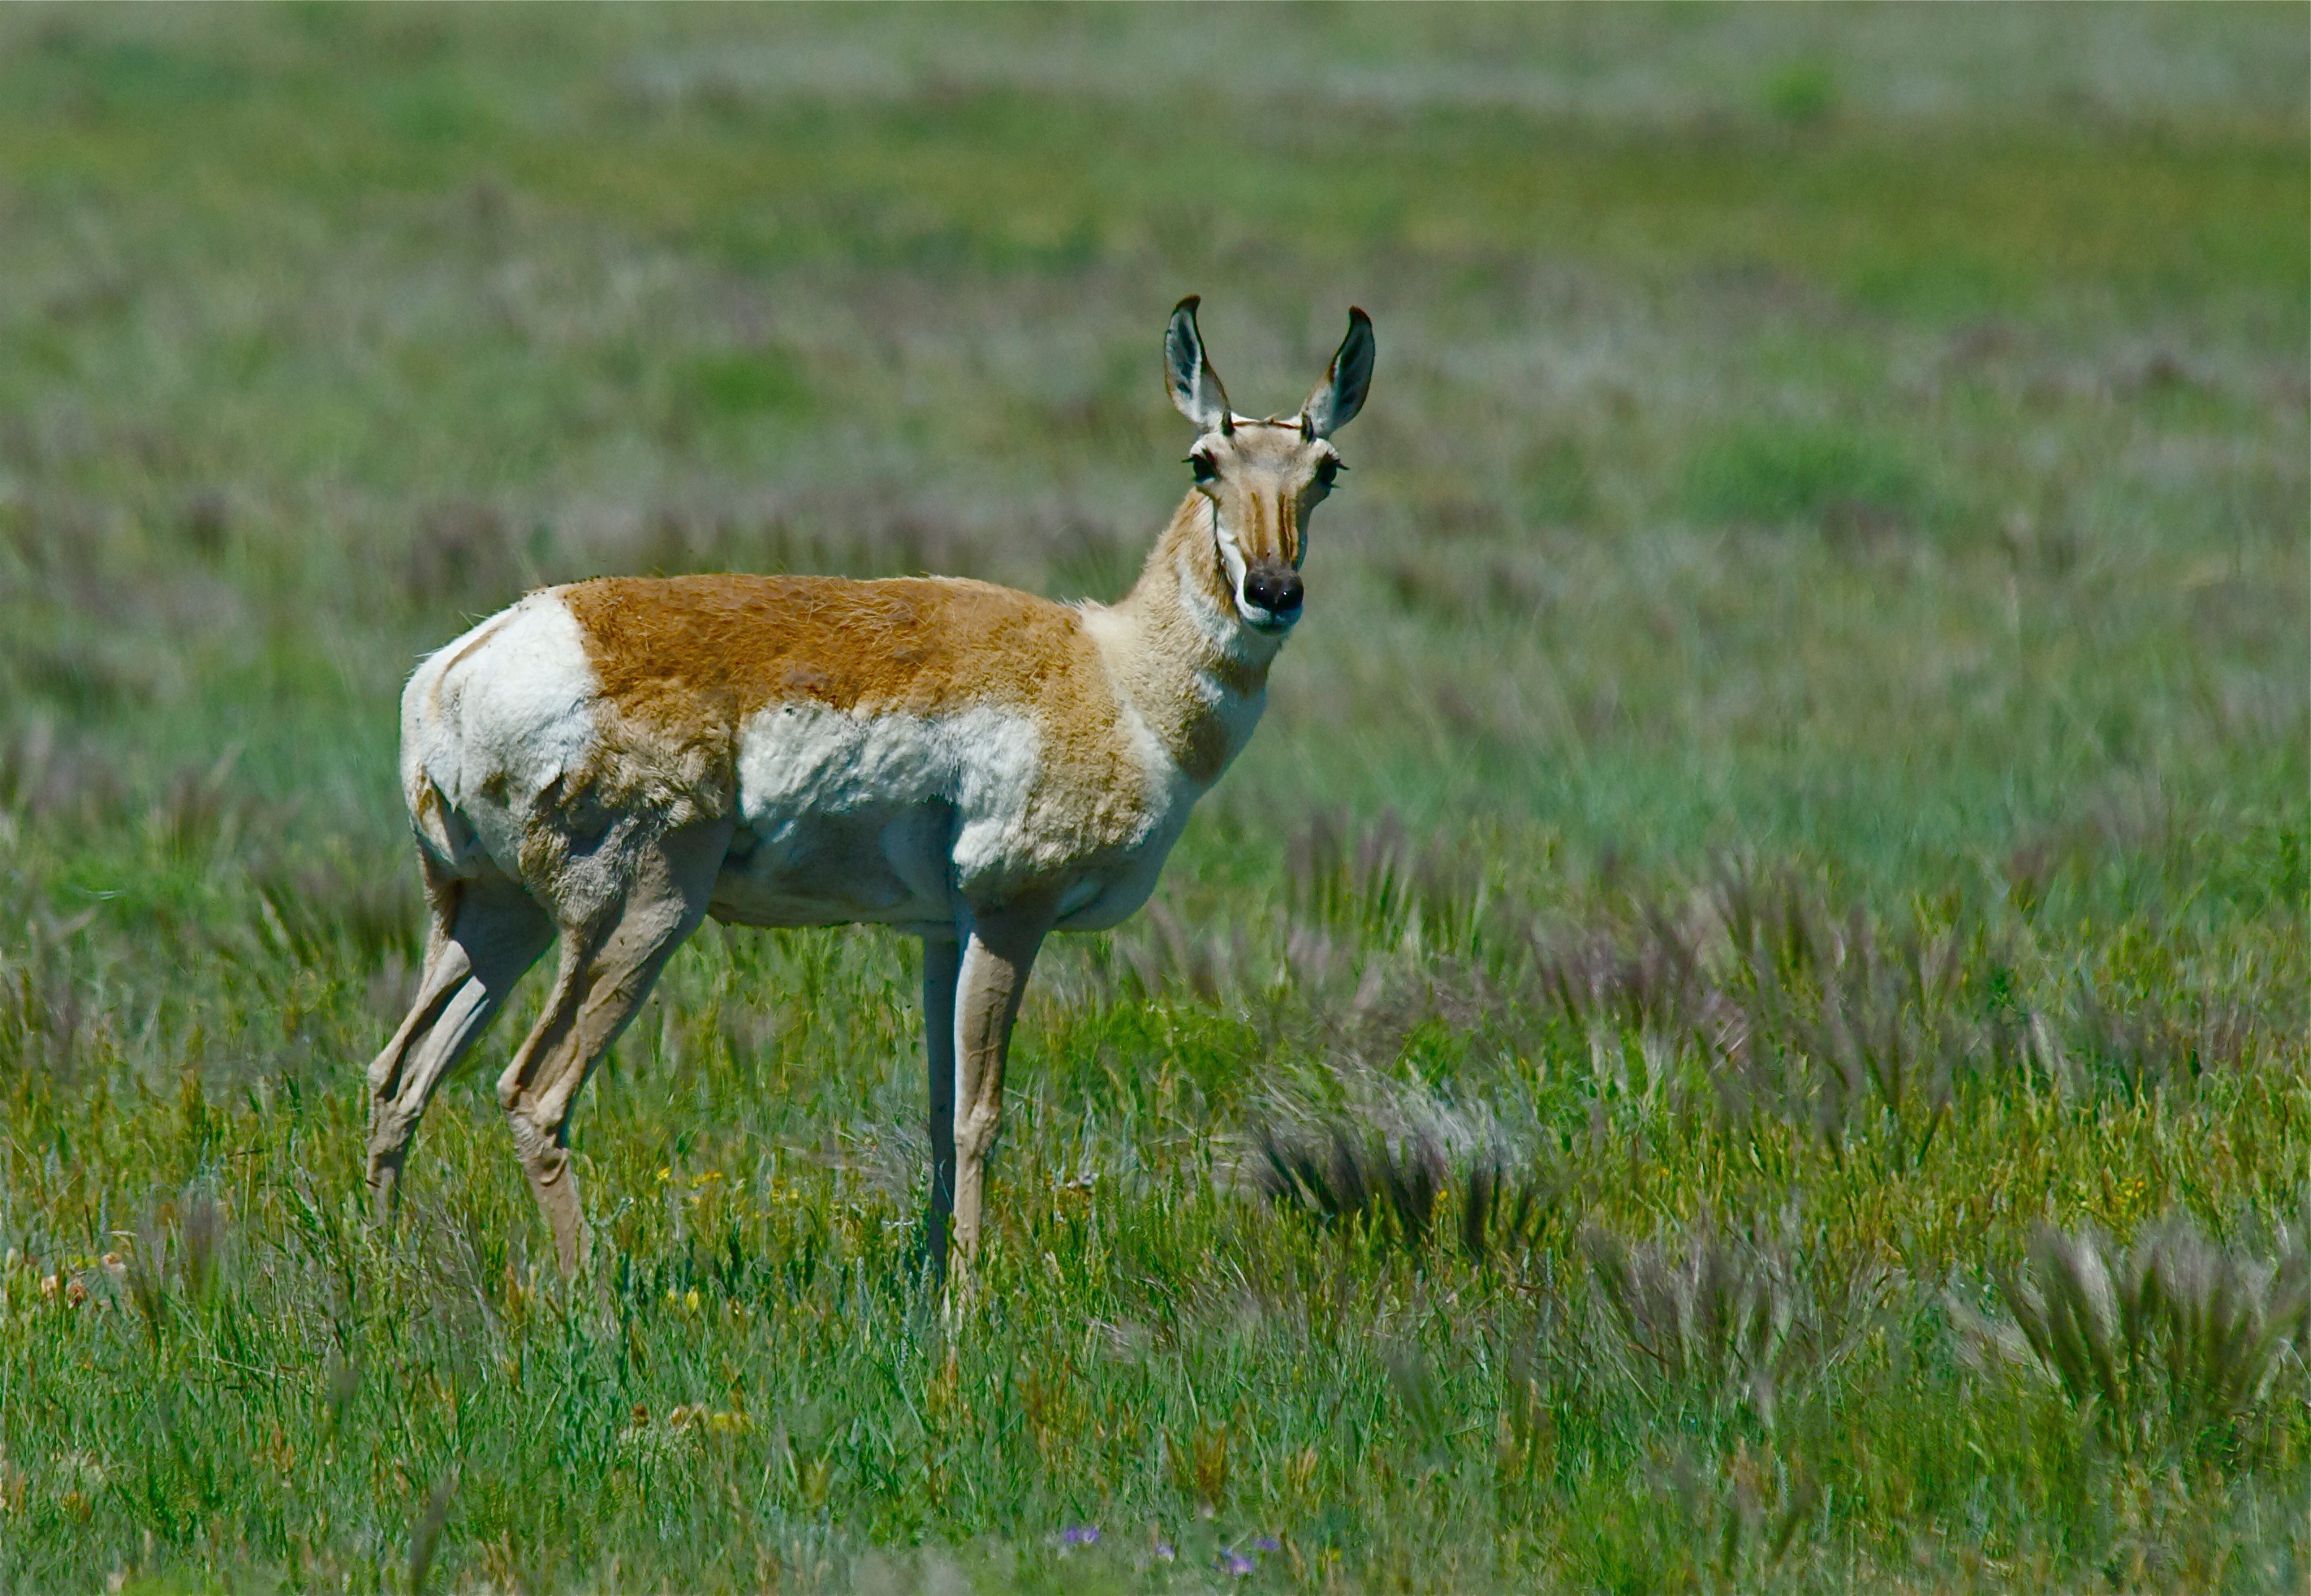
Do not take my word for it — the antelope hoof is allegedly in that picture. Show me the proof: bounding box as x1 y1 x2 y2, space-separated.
366 1155 403 1227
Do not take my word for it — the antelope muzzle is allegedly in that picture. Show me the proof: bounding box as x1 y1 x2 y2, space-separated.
1241 559 1304 630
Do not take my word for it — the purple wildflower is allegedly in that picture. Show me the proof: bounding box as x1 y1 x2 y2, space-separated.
1060 1525 1100 1548
1222 1550 1255 1577
1153 1541 1175 1563
1250 1536 1279 1554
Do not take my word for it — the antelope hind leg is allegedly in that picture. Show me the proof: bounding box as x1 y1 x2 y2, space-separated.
366 869 553 1222
497 819 729 1275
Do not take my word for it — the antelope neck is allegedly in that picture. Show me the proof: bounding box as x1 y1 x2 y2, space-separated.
1092 493 1280 772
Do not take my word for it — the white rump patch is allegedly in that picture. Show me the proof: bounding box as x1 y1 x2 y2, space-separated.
402 593 598 878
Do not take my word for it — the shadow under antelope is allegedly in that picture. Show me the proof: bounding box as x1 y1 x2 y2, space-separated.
365 297 1376 1280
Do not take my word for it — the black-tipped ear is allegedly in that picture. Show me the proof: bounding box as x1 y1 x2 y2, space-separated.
1166 295 1233 434
1300 307 1374 439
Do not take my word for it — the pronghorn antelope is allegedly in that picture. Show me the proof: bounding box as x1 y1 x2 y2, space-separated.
364 298 1375 1279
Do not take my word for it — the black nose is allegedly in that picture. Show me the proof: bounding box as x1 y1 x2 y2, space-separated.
1244 563 1304 616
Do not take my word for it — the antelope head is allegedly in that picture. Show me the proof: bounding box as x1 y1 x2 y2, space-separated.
1165 297 1375 636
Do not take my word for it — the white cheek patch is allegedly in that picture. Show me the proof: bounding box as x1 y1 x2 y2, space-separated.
1174 541 1238 647
1214 516 1299 631
1213 522 1251 611
1178 507 1290 654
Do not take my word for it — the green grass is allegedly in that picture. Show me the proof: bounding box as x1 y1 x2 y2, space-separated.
0 5 2305 1590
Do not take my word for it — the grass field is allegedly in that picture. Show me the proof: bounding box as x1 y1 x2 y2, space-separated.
1 6 2305 1590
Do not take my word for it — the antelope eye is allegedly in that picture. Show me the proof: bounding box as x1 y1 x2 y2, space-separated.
1189 451 1220 484
1314 456 1341 488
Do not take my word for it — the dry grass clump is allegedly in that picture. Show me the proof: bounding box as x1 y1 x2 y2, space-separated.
244 839 425 968
1580 1208 1890 1431
1714 876 1991 1137
2043 981 2260 1102
1286 809 1490 952
0 914 114 1080
401 499 525 610
0 718 128 832
1520 859 2266 1139
1242 1098 1559 1263
1955 1210 2311 1456
144 747 261 860
1637 1439 1822 1590
1106 899 1261 1007
1079 813 1510 1073
1107 842 2272 1155
1099 810 1490 1007
0 723 274 861
123 1189 232 1346
1528 867 2024 1148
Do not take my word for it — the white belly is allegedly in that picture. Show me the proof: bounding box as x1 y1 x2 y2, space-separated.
710 701 1041 929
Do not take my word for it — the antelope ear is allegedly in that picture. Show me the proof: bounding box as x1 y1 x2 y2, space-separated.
1165 295 1233 434
1300 307 1374 439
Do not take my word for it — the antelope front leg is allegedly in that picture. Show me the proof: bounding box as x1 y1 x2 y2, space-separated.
921 933 961 1282
949 903 1050 1281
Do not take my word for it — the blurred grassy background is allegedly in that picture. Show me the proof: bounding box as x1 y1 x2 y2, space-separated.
0 6 2304 1591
